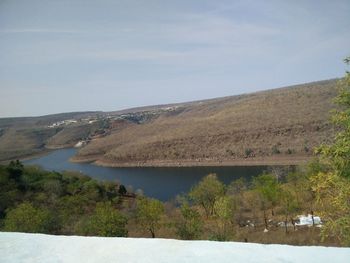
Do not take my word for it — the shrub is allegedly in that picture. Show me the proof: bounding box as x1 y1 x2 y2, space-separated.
175 203 202 240
272 145 280 154
286 148 293 154
244 148 253 158
118 185 127 195
136 197 164 238
189 174 225 217
4 202 52 233
212 196 235 241
81 202 127 237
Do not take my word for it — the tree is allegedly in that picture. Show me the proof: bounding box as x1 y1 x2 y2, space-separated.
310 57 350 245
118 185 127 196
6 160 23 183
0 166 20 218
57 195 89 234
252 174 280 229
317 58 350 178
227 178 246 225
81 180 102 200
310 171 350 245
82 202 128 237
212 196 235 241
136 197 164 238
189 174 225 217
280 188 299 233
286 171 311 211
4 202 52 233
175 203 202 240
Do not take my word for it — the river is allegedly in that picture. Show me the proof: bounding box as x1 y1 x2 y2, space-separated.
24 148 271 201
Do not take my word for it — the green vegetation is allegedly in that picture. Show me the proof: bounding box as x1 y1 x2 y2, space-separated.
311 57 350 245
79 202 128 237
136 197 164 238
252 174 280 229
4 202 52 233
189 174 225 217
175 203 203 240
0 162 130 236
0 65 349 246
212 196 235 241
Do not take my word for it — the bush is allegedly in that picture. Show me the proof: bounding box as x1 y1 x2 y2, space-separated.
118 185 127 195
286 148 293 154
4 202 52 233
175 204 202 240
136 197 164 238
244 148 253 158
211 196 235 241
80 202 128 237
189 174 225 217
272 145 280 154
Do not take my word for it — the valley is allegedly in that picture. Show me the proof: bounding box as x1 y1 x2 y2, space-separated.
0 79 338 166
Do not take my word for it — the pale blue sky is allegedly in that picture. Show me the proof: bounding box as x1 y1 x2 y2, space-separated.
0 0 349 117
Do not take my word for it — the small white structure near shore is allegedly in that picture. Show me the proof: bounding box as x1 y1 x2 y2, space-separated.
74 140 87 148
295 214 322 226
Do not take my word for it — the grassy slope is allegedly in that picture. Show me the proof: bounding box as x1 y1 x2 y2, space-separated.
0 112 101 161
74 79 338 166
0 127 58 161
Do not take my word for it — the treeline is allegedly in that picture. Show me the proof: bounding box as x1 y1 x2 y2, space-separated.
0 159 346 246
0 161 131 236
0 160 300 238
1 59 349 246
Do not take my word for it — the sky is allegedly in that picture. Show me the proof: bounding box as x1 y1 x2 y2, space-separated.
0 0 349 117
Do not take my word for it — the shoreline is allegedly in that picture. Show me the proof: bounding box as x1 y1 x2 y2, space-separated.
71 155 311 167
1 144 75 164
3 147 312 167
0 149 53 164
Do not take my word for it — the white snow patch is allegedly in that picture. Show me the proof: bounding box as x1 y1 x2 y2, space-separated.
0 232 349 263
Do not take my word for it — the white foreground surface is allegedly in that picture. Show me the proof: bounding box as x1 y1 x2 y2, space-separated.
1 232 350 263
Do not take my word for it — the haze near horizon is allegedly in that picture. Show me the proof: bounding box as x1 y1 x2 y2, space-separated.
0 0 349 117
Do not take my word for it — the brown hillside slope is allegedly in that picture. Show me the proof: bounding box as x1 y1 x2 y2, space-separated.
0 112 102 161
73 79 338 166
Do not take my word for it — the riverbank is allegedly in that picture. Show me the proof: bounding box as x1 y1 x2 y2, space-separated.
4 145 310 168
71 155 310 167
1 145 73 164
0 149 53 165
22 148 272 201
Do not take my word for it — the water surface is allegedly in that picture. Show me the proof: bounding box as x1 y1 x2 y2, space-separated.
24 148 269 201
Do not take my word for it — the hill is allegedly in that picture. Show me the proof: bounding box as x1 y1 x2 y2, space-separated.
0 112 102 161
73 79 338 166
0 79 339 165
1 233 349 263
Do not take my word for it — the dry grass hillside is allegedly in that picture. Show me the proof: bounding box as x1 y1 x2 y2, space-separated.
73 79 338 166
0 112 102 161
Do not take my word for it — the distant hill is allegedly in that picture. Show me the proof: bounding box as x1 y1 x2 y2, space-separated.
72 79 339 166
0 79 339 164
0 112 102 161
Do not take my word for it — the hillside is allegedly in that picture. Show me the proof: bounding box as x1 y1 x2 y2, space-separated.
0 79 339 165
0 112 102 161
73 79 338 166
1 233 349 263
